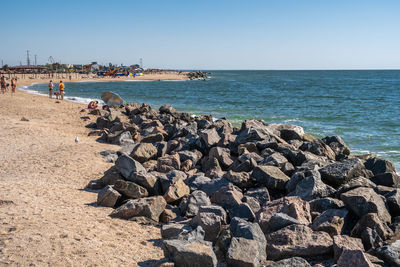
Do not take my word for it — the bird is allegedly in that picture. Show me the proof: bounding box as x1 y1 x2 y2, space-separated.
75 136 79 143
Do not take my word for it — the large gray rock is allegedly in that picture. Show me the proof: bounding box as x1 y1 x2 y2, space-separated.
229 217 267 262
210 184 243 210
311 208 348 236
209 146 234 169
157 153 181 173
114 179 149 199
373 239 400 267
351 213 393 240
288 173 335 201
179 190 211 217
97 185 121 207
133 172 160 195
162 239 217 267
299 139 336 160
199 128 220 148
371 172 400 187
267 123 304 141
309 197 345 213
178 150 202 166
256 196 311 234
223 170 251 188
319 158 370 186
267 212 302 233
235 126 274 145
109 196 166 222
266 257 311 267
163 178 190 203
190 205 227 242
266 224 333 260
333 235 365 260
251 165 290 191
365 157 396 175
336 176 377 196
322 136 350 159
115 153 147 179
130 143 158 163
226 237 262 267
341 187 391 223
245 187 270 206
337 249 374 267
386 189 400 217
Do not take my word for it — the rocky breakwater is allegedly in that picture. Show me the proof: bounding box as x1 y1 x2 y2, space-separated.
186 71 208 80
86 103 400 267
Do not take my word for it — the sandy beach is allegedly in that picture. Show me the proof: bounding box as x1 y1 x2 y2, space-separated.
0 82 165 265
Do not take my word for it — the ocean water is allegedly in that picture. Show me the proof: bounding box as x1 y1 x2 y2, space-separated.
26 70 400 170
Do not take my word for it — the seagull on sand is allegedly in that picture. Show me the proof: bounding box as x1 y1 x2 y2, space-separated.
75 136 79 143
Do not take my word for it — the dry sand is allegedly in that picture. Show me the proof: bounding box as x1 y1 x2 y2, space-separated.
0 79 167 266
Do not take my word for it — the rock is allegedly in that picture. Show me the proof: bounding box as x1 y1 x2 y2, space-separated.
361 227 383 251
299 139 336 160
162 239 217 267
311 208 348 236
160 205 181 224
224 170 251 188
226 237 262 267
265 257 311 267
351 213 393 240
242 196 261 214
158 154 181 173
365 157 396 175
337 249 374 267
179 190 211 217
229 217 267 262
309 197 345 213
376 185 395 195
319 158 370 187
141 132 164 143
199 128 220 148
235 126 274 145
187 175 230 195
373 239 400 267
245 187 270 206
178 150 202 166
256 196 311 234
114 179 149 199
134 172 160 194
386 189 400 217
336 176 377 196
341 187 391 223
209 147 234 169
288 173 335 201
333 235 365 260
251 165 290 191
163 178 190 203
159 104 178 115
230 203 256 221
161 223 192 240
130 143 158 163
322 136 350 159
266 224 333 260
109 196 166 222
115 153 147 179
190 205 227 242
97 185 121 207
267 212 302 233
260 152 289 168
270 124 304 141
210 184 243 211
371 172 400 187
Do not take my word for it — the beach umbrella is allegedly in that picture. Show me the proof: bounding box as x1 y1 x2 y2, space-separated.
101 91 124 106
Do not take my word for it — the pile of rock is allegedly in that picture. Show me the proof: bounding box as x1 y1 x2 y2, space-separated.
186 71 208 80
87 103 400 267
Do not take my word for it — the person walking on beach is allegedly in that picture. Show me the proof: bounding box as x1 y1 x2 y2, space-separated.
11 78 16 95
48 80 53 98
59 80 65 100
0 76 6 94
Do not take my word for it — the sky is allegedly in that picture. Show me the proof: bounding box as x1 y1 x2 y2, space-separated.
0 0 399 70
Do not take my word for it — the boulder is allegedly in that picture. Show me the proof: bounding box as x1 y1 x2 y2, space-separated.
266 224 333 260
226 237 263 267
162 239 217 267
351 213 393 240
256 196 311 234
116 131 135 146
223 170 251 188
319 158 371 187
373 239 400 267
157 153 181 173
159 104 178 115
209 146 234 169
242 196 261 214
114 179 149 199
230 203 256 221
130 143 158 163
229 217 267 261
235 126 274 145
97 185 121 207
386 189 400 217
190 205 227 242
210 184 243 211
364 157 396 175
109 196 166 222
269 124 304 141
251 165 290 191
133 172 160 195
322 136 350 159
115 154 147 179
141 132 164 143
245 187 270 206
341 187 391 223
299 139 336 160
371 172 400 187
333 235 365 260
161 223 192 240
199 128 220 148
267 212 302 233
336 176 377 196
337 249 374 267
178 150 202 166
163 178 190 203
288 173 335 201
160 205 181 224
361 227 384 251
179 190 211 217
309 197 345 213
265 257 311 267
311 208 348 236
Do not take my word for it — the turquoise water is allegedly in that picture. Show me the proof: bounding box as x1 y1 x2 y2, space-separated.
27 70 400 170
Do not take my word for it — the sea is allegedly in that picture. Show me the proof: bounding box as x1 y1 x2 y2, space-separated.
24 70 400 171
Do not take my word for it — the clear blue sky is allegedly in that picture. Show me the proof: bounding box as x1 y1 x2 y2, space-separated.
1 0 399 69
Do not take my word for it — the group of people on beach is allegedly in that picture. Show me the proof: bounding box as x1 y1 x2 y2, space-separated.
1 76 17 95
48 80 65 100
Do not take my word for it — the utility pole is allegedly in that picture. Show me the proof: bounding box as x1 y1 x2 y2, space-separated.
34 55 37 66
26 50 30 66
140 58 143 69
